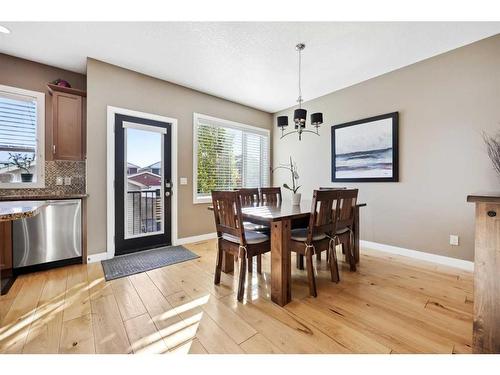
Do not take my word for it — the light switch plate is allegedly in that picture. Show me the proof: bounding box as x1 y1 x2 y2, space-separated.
180 177 188 185
64 177 72 186
56 177 63 186
449 235 459 246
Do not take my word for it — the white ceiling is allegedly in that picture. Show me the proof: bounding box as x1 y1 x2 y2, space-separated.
0 22 499 113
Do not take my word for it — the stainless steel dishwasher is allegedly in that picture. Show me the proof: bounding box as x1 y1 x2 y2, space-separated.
13 199 82 269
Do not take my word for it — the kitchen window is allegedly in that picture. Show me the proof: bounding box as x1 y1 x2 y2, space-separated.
193 113 270 204
0 84 45 188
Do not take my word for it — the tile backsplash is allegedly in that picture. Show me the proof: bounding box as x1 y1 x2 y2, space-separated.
0 160 86 197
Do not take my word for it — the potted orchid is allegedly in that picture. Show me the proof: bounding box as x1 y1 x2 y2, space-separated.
273 156 302 205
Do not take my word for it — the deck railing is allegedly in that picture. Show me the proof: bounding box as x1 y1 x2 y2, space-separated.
126 189 162 236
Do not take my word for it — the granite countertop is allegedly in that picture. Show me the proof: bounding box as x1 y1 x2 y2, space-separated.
0 201 47 222
0 193 88 202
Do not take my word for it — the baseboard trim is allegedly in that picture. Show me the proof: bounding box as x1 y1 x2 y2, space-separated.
86 252 109 264
175 232 217 245
89 234 216 263
360 240 474 272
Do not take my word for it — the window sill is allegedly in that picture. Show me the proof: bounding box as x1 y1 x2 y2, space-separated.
193 196 212 205
0 181 46 189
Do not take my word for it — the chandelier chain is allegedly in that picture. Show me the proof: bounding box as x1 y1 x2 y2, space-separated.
298 46 302 107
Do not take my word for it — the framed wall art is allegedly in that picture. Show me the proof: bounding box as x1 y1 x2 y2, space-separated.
331 112 399 182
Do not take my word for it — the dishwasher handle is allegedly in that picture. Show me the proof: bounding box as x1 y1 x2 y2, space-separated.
46 200 80 206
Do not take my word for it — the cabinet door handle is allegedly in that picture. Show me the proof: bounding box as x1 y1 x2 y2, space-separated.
53 145 56 154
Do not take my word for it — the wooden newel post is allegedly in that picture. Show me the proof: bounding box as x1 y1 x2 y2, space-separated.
467 193 500 354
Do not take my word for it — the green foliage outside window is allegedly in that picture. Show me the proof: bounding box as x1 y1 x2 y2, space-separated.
197 125 241 195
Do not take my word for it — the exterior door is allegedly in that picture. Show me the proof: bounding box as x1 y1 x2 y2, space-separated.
114 114 172 255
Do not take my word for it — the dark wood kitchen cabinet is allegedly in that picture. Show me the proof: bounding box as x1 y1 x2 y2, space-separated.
0 221 13 295
48 84 86 161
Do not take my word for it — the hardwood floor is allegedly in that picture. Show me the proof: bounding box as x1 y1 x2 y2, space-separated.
0 240 473 354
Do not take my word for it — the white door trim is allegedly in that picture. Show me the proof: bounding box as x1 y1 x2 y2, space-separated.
106 106 178 259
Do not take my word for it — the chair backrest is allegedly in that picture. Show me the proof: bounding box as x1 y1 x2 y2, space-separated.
319 186 347 190
259 187 282 205
211 190 246 244
306 189 358 243
237 188 260 206
335 189 358 230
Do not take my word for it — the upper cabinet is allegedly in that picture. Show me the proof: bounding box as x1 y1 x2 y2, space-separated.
48 84 86 161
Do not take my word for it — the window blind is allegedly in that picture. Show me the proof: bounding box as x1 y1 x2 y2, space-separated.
195 116 270 199
0 94 37 153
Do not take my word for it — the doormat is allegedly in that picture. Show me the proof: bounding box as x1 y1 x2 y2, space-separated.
101 245 199 281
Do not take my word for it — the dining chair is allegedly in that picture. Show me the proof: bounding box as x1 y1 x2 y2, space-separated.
333 189 359 272
238 188 260 206
319 187 359 270
212 190 271 302
259 187 282 205
314 187 346 262
237 188 268 273
289 189 358 297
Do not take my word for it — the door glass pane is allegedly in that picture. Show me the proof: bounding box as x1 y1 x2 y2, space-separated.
125 127 163 238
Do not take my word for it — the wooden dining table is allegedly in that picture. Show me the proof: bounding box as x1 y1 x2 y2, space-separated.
209 200 366 306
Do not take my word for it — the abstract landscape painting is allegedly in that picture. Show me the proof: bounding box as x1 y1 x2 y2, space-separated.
331 112 398 182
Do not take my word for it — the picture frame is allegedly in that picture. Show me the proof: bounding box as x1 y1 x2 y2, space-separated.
331 112 399 182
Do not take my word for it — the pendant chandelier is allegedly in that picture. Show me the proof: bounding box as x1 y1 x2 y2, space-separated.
277 43 323 141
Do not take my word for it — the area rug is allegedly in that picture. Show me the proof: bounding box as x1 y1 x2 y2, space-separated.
101 245 199 281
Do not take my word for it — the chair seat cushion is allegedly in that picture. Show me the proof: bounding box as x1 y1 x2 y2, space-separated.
336 227 350 235
291 228 327 242
243 221 270 233
222 230 269 244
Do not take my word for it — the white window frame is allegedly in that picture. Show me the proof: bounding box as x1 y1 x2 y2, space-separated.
0 84 45 189
193 112 270 204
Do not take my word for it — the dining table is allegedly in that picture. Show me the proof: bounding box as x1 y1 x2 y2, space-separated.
208 200 366 306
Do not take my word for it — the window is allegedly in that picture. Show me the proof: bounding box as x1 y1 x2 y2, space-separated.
193 113 270 203
0 84 45 188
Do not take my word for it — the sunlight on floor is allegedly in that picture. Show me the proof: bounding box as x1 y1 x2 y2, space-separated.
132 294 210 354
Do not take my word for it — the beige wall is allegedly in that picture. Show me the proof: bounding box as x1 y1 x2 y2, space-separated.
273 34 500 261
86 58 272 255
0 53 86 163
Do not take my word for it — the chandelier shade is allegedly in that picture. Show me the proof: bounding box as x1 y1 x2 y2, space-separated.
294 109 307 128
277 116 289 128
311 112 323 126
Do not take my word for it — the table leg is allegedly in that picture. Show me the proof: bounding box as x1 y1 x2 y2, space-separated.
353 205 360 264
271 219 291 306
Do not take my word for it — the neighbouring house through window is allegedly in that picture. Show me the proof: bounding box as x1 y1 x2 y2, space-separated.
0 84 45 188
193 113 270 203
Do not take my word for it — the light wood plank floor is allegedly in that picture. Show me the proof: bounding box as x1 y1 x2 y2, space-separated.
0 240 473 354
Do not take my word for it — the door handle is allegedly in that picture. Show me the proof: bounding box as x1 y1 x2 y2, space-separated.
165 191 171 197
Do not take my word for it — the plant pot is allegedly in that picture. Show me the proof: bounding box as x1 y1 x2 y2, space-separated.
21 173 33 183
292 193 302 206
